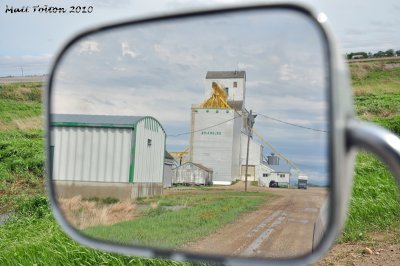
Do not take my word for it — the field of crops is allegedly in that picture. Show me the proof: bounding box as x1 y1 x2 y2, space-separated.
0 59 399 265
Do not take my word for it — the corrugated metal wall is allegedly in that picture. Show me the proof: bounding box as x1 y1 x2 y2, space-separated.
163 162 173 188
133 117 165 183
172 163 212 185
52 127 132 182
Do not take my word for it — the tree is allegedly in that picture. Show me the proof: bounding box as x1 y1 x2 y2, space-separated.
386 49 395 57
396 50 400 56
373 51 386 58
347 52 368 59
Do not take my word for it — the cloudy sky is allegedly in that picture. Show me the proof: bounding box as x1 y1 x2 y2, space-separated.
1 0 399 185
0 0 399 76
50 8 328 184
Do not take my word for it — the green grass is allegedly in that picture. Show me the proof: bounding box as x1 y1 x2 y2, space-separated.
1 61 400 264
342 59 400 242
0 82 42 124
0 99 42 124
341 153 400 242
354 94 400 118
0 130 44 213
250 180 259 186
83 191 271 248
0 196 195 266
351 62 400 96
0 82 42 101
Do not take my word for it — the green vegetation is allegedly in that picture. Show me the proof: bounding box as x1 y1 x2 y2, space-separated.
351 61 400 96
1 59 400 264
342 153 400 241
341 60 400 242
346 49 400 59
0 82 42 122
0 196 192 266
0 81 197 266
84 196 120 205
84 191 271 247
0 83 45 214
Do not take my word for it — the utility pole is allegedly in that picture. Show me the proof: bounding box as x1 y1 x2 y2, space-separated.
20 66 24 77
245 110 256 192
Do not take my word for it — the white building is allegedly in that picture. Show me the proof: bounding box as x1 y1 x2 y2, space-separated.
240 132 270 181
205 71 246 111
172 162 213 185
259 164 291 187
163 152 176 188
188 71 247 185
189 108 241 185
51 114 166 199
190 70 291 186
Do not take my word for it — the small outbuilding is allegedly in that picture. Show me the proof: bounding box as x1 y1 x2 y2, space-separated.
172 162 213 186
163 151 176 188
259 163 291 188
51 114 166 199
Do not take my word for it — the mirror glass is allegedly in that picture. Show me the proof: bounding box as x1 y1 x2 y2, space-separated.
50 8 329 259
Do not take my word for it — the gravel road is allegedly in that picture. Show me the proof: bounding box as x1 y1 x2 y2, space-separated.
181 182 328 259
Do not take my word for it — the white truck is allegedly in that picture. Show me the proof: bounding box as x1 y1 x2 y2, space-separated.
298 175 308 189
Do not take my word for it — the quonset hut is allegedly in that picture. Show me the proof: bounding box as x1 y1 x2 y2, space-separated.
51 114 166 199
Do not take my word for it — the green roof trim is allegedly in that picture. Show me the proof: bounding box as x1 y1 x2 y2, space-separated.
52 122 134 129
51 114 167 135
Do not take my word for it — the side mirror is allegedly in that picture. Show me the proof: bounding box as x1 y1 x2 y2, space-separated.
44 3 400 265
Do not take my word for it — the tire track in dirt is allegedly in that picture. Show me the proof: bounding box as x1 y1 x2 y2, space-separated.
180 185 327 259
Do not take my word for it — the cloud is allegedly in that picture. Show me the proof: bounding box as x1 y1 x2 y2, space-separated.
237 62 256 70
77 41 101 54
279 63 324 86
153 43 213 67
0 54 52 76
50 9 329 180
121 41 138 59
105 62 127 72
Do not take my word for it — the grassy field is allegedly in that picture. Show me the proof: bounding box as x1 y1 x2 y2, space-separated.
0 60 399 265
341 60 400 242
83 191 271 248
0 82 45 214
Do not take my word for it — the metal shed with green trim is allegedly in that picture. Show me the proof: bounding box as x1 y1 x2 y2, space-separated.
51 114 166 199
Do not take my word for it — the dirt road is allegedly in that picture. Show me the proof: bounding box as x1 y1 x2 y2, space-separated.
182 183 328 259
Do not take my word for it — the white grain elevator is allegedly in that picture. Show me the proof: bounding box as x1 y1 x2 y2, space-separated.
189 71 246 185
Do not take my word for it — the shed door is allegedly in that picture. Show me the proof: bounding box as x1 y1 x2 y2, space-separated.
241 165 255 181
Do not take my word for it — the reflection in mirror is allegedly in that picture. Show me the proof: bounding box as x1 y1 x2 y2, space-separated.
50 9 329 259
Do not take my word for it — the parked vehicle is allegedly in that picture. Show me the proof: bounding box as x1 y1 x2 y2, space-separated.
269 180 278 188
298 175 308 189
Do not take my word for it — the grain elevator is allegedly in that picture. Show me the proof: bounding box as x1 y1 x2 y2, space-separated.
189 71 249 185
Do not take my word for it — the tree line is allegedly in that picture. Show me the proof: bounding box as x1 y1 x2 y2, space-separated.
346 49 400 60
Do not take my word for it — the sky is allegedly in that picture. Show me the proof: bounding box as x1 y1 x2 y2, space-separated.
1 0 399 185
0 0 399 76
49 9 328 185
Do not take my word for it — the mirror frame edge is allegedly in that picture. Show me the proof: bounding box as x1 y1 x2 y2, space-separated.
346 120 400 185
44 3 349 265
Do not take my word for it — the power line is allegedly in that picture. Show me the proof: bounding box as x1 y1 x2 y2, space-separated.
253 128 302 173
167 116 239 137
254 113 328 133
167 110 326 137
